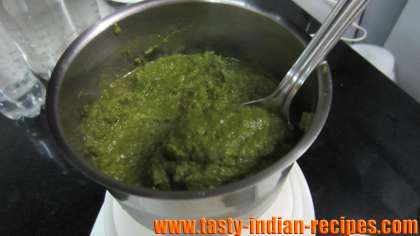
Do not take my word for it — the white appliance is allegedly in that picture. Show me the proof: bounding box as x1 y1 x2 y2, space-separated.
91 164 315 236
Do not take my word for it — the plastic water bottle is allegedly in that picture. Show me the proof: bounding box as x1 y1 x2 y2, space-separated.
96 0 118 18
64 0 102 32
0 0 79 80
0 24 46 120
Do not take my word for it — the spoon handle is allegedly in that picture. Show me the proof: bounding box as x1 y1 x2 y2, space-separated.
275 0 369 117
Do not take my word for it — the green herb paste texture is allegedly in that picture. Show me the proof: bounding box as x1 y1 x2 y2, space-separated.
81 52 290 190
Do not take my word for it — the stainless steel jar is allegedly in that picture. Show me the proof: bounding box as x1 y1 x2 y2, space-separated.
47 0 332 229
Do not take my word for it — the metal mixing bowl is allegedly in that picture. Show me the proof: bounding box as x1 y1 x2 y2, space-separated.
47 0 332 229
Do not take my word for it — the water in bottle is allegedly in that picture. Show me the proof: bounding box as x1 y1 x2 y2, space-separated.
64 0 102 31
96 0 118 18
0 24 46 120
0 0 79 80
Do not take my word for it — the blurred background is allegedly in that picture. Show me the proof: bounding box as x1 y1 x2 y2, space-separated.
290 0 419 103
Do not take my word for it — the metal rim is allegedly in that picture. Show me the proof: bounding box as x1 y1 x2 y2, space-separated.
47 0 332 199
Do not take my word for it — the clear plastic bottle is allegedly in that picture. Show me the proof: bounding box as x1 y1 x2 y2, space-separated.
0 24 46 120
0 0 79 80
96 0 118 18
64 0 102 32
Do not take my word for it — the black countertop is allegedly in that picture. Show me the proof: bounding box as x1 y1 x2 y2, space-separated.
300 42 420 221
0 115 104 235
1 2 420 235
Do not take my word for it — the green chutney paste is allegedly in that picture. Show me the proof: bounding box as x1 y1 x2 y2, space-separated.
80 52 291 190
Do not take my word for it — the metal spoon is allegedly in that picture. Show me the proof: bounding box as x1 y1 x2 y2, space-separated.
245 0 369 125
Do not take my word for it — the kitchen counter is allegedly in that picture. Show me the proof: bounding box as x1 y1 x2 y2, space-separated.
1 1 420 235
0 114 105 235
301 42 420 221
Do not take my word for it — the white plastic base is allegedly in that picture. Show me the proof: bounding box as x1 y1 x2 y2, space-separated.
91 163 315 236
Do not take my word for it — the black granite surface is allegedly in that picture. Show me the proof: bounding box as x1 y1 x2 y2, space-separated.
1 1 420 236
299 42 420 222
0 114 105 235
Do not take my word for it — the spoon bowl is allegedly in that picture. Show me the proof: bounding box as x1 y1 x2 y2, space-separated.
245 0 369 125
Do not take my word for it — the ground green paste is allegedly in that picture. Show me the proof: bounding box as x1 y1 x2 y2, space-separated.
81 52 292 190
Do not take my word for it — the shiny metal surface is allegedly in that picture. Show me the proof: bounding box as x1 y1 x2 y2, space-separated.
246 0 369 124
47 0 332 228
